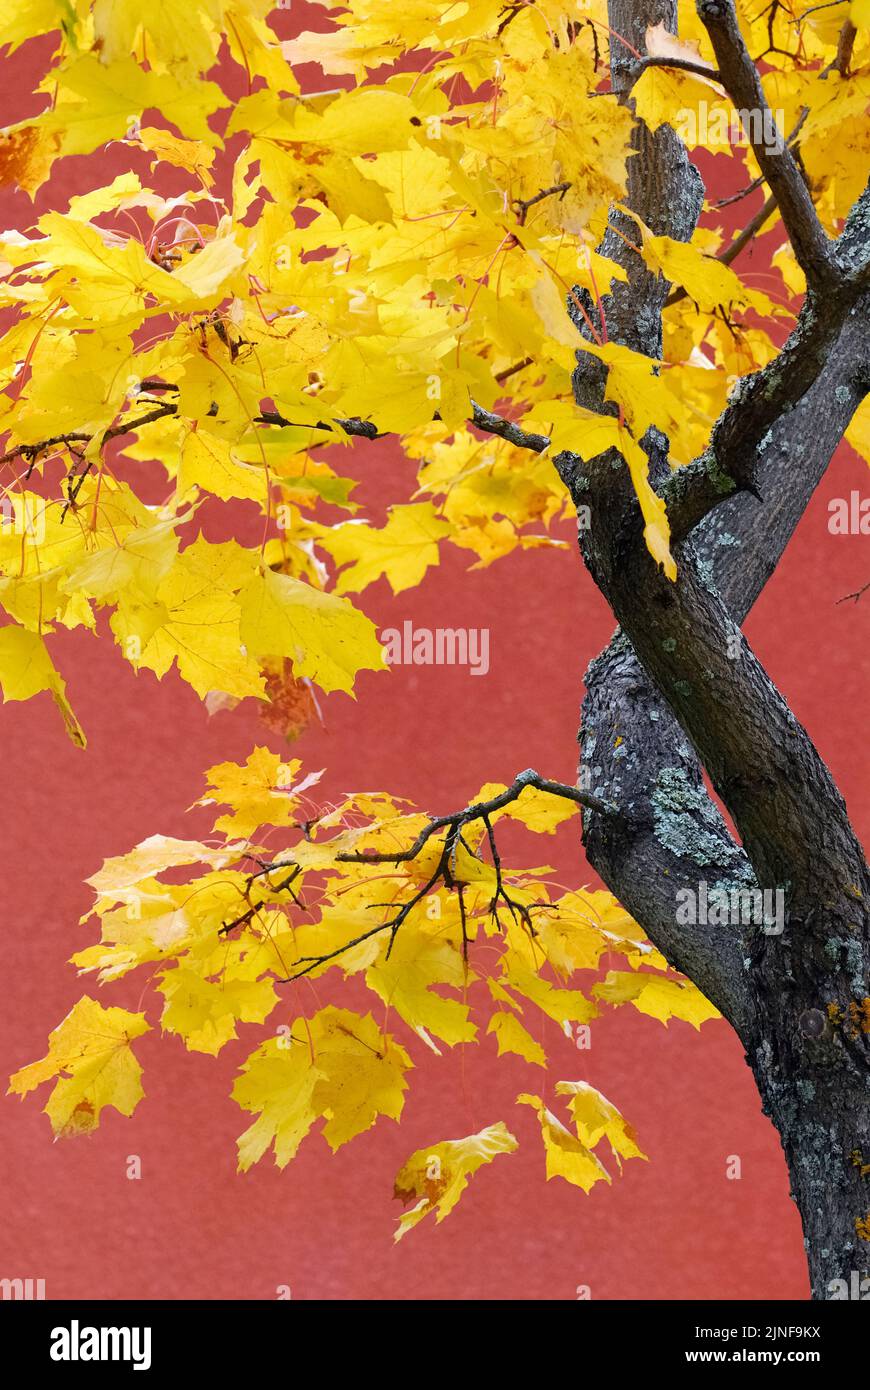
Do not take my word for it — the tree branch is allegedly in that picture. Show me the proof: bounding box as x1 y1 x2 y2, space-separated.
494 356 534 384
231 770 619 981
0 403 178 469
580 632 756 1034
0 393 551 489
658 185 870 542
469 403 549 452
335 769 616 867
696 0 836 287
833 19 857 78
662 287 870 543
837 580 870 605
632 53 721 81
513 181 571 225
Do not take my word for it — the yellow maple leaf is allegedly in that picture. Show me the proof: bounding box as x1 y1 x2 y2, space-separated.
0 626 86 746
197 746 322 839
320 503 451 596
593 969 720 1028
66 172 147 223
644 235 749 313
91 0 221 74
86 833 239 898
473 780 579 834
59 510 184 603
178 429 269 505
845 397 870 467
632 45 726 150
393 1122 518 1240
233 1035 319 1172
70 881 199 982
290 88 419 157
137 126 215 186
113 538 265 700
0 0 68 53
166 233 247 307
239 566 386 695
555 1080 647 1166
367 924 477 1050
313 1007 414 1150
850 0 870 28
233 1007 412 1168
501 954 597 1027
44 56 227 157
517 1092 611 1192
8 996 150 1136
487 1010 547 1067
158 966 279 1056
0 121 61 196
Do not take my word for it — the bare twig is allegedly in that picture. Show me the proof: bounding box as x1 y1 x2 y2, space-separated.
281 858 447 981
713 170 768 209
218 866 303 936
333 768 615 867
836 580 869 605
0 403 178 470
513 182 571 225
796 1 854 28
232 770 619 982
481 809 540 931
712 128 804 208
495 356 534 384
718 191 780 265
496 2 524 37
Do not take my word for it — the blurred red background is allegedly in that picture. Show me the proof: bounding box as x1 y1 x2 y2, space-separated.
0 11 867 1301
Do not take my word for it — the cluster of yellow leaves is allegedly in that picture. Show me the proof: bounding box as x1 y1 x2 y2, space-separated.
3 0 865 1238
0 1 860 742
11 746 718 1235
518 1079 647 1194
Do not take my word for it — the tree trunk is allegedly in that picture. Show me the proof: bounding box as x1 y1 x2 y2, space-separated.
750 917 870 1299
565 0 870 1297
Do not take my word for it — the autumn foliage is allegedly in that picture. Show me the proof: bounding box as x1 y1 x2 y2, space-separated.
2 0 868 1237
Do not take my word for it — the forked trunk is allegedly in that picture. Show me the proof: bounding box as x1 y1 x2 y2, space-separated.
571 0 870 1299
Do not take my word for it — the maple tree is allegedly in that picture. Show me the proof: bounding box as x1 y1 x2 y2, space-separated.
2 0 869 1299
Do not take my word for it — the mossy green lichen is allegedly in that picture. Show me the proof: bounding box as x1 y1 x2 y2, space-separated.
705 448 737 497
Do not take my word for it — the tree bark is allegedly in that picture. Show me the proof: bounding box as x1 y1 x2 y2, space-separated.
564 0 870 1298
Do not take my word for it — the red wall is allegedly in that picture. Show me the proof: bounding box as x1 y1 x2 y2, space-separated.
1 24 867 1302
